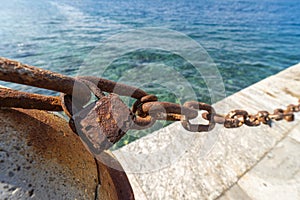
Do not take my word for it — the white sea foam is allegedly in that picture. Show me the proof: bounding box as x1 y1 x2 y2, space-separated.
49 1 127 32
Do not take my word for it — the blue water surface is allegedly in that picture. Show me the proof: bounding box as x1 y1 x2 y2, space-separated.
1 0 299 145
1 0 299 94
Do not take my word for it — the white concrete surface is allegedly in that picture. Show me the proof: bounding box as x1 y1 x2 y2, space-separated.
113 63 300 200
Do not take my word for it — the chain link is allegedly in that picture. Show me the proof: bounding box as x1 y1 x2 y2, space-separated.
202 100 300 129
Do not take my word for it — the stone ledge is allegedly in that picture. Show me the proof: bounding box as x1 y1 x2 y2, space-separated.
113 63 300 200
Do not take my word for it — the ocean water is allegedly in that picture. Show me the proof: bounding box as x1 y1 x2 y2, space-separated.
1 0 299 146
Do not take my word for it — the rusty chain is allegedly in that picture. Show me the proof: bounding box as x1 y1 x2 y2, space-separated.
0 57 299 136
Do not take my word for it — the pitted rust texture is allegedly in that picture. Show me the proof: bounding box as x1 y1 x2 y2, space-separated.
0 108 135 200
95 94 134 143
73 94 134 154
79 76 148 99
96 152 135 200
0 57 90 103
0 87 62 111
0 108 98 199
181 101 216 132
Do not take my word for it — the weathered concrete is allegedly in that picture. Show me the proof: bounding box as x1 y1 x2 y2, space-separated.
0 107 135 200
113 63 300 199
218 184 251 200
0 108 98 199
237 136 300 200
219 122 300 200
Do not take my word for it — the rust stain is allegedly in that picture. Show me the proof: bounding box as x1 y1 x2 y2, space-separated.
1 108 135 199
265 91 276 98
0 87 62 111
284 88 300 99
294 78 300 81
0 108 98 188
97 153 135 200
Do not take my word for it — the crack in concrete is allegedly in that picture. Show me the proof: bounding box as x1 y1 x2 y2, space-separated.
94 157 101 200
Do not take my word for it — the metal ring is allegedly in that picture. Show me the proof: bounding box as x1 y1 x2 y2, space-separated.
181 101 216 132
60 93 83 118
131 115 156 130
132 94 158 116
76 78 105 99
224 110 248 128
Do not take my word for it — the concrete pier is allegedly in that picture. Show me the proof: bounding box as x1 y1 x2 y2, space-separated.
113 63 300 200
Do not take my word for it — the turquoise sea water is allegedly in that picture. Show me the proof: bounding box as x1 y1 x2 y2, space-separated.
1 0 299 146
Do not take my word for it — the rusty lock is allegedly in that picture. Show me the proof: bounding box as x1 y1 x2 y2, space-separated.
70 94 134 155
69 93 134 155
